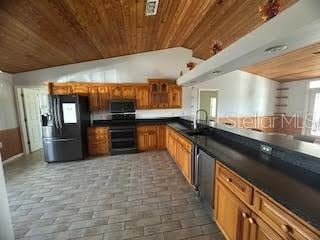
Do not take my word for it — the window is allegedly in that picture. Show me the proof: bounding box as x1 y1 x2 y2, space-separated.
310 80 320 89
311 93 320 136
210 97 217 118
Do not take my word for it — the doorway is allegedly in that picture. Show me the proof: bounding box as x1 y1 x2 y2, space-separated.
198 90 218 123
16 87 48 154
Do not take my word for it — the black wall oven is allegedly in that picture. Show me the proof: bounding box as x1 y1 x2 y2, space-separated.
108 100 137 155
109 125 136 155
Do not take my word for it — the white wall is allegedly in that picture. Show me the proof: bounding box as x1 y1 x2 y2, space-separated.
280 80 310 117
0 73 19 130
13 47 201 118
188 70 279 117
13 47 202 85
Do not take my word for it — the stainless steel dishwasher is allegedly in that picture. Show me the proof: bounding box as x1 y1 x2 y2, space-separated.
195 148 216 216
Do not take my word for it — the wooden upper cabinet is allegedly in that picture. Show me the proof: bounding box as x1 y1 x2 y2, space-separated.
110 85 123 99
48 81 181 110
149 79 171 108
169 85 182 108
98 86 109 110
88 86 100 112
122 86 136 99
215 179 251 240
71 84 89 95
136 86 150 109
49 83 72 95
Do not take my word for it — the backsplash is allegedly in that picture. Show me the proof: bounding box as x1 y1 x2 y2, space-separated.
92 108 189 120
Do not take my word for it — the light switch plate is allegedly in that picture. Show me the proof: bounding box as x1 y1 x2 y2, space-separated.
0 142 2 149
260 144 272 155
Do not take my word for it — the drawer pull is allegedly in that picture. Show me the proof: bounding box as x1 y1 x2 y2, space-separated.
226 177 231 182
248 218 255 225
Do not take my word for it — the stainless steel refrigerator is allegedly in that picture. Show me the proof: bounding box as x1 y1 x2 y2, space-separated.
42 95 90 162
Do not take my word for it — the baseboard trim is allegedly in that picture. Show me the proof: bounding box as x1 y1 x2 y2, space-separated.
2 153 24 165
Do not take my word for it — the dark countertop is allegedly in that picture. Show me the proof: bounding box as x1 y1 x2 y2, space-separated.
181 116 320 161
167 122 320 231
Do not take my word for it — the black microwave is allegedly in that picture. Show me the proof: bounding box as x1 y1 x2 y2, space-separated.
109 99 136 113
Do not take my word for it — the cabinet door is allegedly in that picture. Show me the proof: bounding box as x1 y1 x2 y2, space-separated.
180 144 191 182
158 125 166 149
215 180 251 240
88 127 109 156
249 214 283 240
98 86 109 110
50 83 72 95
72 84 88 95
122 86 136 99
88 87 100 112
147 128 158 150
169 85 182 108
110 86 123 99
136 86 150 109
137 126 148 151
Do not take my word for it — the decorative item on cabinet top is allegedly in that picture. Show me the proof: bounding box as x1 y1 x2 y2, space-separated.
48 80 182 111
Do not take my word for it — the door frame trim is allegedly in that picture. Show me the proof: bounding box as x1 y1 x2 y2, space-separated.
197 88 219 121
14 85 48 154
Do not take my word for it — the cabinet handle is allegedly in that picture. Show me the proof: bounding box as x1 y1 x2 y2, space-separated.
248 218 255 225
242 212 248 219
281 224 290 233
226 177 231 182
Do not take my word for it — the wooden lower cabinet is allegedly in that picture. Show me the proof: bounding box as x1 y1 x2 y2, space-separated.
166 127 192 183
249 214 283 240
215 180 251 240
137 125 166 151
215 163 320 240
137 125 158 151
88 127 109 156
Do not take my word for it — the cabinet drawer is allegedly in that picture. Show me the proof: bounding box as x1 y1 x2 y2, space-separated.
253 191 319 240
216 163 253 205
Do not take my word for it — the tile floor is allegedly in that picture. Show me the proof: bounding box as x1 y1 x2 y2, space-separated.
4 150 224 240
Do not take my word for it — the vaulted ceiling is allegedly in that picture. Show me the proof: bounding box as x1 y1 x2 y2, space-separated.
243 42 320 82
0 0 297 73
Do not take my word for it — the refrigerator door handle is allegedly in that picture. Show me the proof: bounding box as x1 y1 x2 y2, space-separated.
43 138 76 142
53 98 59 129
57 98 63 129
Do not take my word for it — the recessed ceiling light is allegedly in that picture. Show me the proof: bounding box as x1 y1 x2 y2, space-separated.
264 45 288 53
145 0 159 16
212 70 221 75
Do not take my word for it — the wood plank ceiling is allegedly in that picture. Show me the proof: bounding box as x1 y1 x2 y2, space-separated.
243 42 320 82
0 0 297 73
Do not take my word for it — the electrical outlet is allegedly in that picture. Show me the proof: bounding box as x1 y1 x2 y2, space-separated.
260 144 272 155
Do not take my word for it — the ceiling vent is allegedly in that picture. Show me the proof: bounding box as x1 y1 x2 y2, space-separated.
145 0 159 16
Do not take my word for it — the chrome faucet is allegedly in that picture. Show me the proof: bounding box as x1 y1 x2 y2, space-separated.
193 109 208 130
